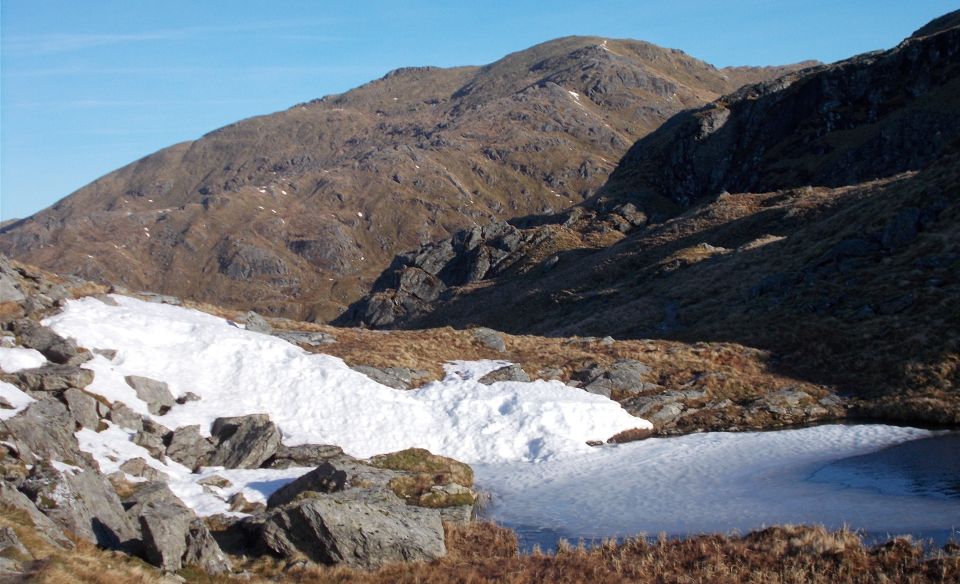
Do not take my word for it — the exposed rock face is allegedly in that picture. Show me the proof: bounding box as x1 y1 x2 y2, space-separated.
1 397 87 465
9 364 94 393
0 481 72 548
572 359 656 397
261 488 446 569
0 38 808 321
207 414 282 469
19 461 138 549
165 425 215 471
5 319 80 365
349 365 429 390
478 364 530 384
265 443 345 469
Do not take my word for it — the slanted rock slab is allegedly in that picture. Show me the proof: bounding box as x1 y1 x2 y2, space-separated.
124 375 175 415
207 414 281 469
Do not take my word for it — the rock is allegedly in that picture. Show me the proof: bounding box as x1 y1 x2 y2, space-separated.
397 267 447 302
266 443 345 469
138 293 182 306
0 257 25 304
472 327 506 352
5 319 78 364
11 364 94 393
1 397 87 465
196 475 233 489
349 365 429 390
118 458 164 482
165 425 215 471
478 364 530 384
261 488 446 568
108 402 144 431
19 461 138 549
139 499 231 574
93 348 118 360
175 391 201 405
0 526 31 562
124 375 175 415
266 462 347 509
208 414 281 469
228 492 265 514
575 359 654 397
0 481 72 548
63 388 101 429
134 420 171 461
242 311 272 334
274 331 337 347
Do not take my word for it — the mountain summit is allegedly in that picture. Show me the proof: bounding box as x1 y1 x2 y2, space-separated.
0 37 809 320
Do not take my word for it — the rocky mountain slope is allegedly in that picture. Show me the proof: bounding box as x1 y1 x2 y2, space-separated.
342 20 960 425
0 37 810 321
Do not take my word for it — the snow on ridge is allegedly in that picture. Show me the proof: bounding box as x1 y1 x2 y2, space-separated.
0 381 35 420
45 295 649 465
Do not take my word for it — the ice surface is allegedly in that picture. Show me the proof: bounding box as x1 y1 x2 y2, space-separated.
474 424 959 543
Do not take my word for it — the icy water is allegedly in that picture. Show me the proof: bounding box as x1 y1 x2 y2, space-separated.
474 425 960 552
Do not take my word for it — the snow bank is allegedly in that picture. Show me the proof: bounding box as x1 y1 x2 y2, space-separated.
0 347 46 372
45 295 648 464
475 424 956 542
0 381 35 420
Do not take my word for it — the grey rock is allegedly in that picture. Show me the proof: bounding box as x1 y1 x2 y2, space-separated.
261 488 446 568
0 481 72 548
124 375 175 415
266 462 347 509
1 397 87 466
881 207 921 250
243 311 272 334
138 293 182 306
208 414 281 469
0 526 31 561
274 331 337 347
175 391 201 405
349 365 429 390
165 425 215 471
108 402 144 431
0 333 16 349
478 364 530 384
63 388 101 429
19 461 138 549
267 443 345 469
575 359 654 397
6 319 78 364
0 256 25 304
228 492 265 514
11 364 94 393
397 267 447 302
472 327 506 352
196 475 232 490
93 348 118 360
138 495 231 574
123 481 180 519
118 458 164 482
134 430 168 461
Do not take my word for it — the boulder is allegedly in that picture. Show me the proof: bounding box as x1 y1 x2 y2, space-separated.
1 397 87 466
266 462 347 509
124 375 175 415
478 364 530 384
118 458 164 482
207 414 281 469
133 486 231 574
19 461 138 549
242 311 272 334
108 402 144 431
574 359 655 397
11 364 94 393
0 256 25 304
63 388 101 429
165 425 215 471
266 443 345 469
5 320 78 365
228 492 265 514
133 419 171 461
274 330 336 347
349 365 429 390
472 328 506 352
0 481 72 548
261 488 446 568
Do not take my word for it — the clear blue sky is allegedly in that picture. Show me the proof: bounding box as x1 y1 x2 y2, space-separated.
2 0 956 220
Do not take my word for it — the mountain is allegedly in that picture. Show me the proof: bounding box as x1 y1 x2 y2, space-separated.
0 37 810 321
342 19 960 425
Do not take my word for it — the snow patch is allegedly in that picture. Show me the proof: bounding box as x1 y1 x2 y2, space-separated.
0 381 35 420
0 347 47 372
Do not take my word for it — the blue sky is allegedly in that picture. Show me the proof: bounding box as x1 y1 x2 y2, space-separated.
2 0 956 220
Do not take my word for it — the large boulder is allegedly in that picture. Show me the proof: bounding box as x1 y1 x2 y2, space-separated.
130 482 231 574
207 414 281 469
265 443 344 469
5 320 79 365
124 375 175 415
63 388 101 429
573 359 656 397
0 397 88 466
0 481 72 549
260 488 446 569
349 365 429 390
18 461 138 549
478 364 530 384
10 364 94 393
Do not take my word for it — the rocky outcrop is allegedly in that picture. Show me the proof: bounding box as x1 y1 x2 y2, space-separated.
207 414 282 469
124 375 175 415
349 365 429 390
165 425 215 471
266 462 347 508
261 488 446 568
571 359 657 398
